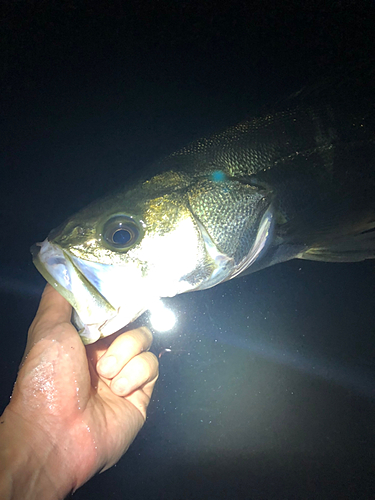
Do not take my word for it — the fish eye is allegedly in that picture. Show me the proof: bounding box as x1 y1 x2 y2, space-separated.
102 216 142 250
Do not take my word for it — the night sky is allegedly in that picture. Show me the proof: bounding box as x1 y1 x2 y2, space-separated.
1 1 375 499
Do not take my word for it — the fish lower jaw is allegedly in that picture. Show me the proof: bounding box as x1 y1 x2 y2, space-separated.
74 304 149 344
76 324 102 345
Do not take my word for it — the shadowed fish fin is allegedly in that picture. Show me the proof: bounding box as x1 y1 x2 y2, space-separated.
298 229 375 262
234 243 306 277
279 187 375 249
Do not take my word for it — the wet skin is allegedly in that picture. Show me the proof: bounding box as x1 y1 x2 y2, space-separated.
0 285 159 499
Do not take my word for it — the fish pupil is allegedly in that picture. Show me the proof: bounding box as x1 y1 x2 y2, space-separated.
112 228 131 245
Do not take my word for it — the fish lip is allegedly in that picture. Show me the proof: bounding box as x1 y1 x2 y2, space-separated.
67 253 153 333
32 239 96 296
32 239 148 343
31 239 69 291
30 242 41 259
31 238 116 328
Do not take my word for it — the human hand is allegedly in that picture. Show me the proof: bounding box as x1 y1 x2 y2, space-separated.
0 285 159 499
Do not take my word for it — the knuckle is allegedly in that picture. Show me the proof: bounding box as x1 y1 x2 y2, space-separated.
135 352 158 378
139 326 153 346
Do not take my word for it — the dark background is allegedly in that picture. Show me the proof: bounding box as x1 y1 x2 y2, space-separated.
1 1 375 498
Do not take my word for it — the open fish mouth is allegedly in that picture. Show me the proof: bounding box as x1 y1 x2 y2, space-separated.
31 239 119 343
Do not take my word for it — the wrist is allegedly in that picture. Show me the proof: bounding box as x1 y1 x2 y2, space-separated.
0 406 74 500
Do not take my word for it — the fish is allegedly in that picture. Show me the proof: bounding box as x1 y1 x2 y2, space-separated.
31 64 375 344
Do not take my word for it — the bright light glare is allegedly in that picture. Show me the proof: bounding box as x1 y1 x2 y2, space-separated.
149 300 177 332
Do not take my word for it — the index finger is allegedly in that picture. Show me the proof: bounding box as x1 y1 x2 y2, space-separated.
95 327 153 379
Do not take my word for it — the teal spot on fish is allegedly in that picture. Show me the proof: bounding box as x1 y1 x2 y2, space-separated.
211 170 226 182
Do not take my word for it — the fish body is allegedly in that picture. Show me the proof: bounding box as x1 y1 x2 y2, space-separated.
32 66 375 343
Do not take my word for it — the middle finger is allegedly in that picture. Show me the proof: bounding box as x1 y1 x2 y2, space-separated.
110 351 159 396
96 326 153 379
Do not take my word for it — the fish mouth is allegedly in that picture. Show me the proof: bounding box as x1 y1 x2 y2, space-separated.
31 239 117 343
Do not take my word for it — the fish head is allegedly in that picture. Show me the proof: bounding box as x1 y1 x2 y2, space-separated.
32 170 272 344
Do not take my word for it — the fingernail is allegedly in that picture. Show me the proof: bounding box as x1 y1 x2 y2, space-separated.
113 378 129 395
98 355 117 376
